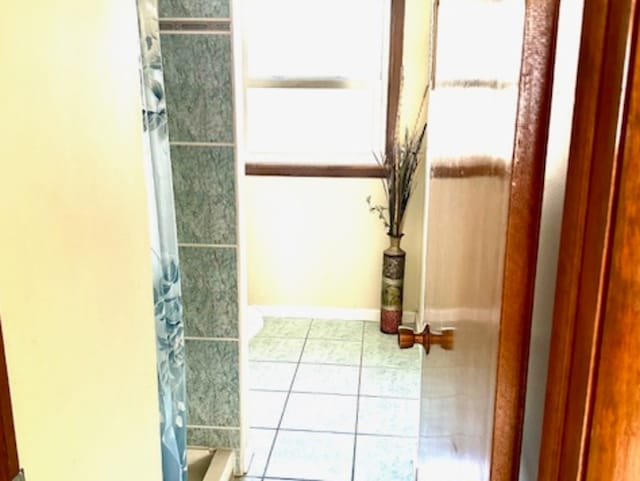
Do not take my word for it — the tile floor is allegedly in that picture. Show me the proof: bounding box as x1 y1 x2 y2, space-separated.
238 317 421 481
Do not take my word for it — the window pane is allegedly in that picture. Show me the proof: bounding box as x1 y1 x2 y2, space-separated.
245 0 387 80
246 88 382 163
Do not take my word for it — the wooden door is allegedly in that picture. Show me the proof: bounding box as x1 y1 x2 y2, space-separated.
409 1 560 480
538 0 640 479
0 319 19 481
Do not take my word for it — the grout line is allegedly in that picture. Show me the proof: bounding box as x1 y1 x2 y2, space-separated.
160 30 231 36
178 243 237 248
249 387 420 401
350 320 365 481
269 427 417 439
299 361 358 367
252 336 310 340
259 321 311 478
184 336 239 342
256 335 363 341
251 388 358 398
159 16 232 21
170 141 235 147
256 427 355 436
187 425 240 431
357 393 421 400
261 477 325 481
248 385 419 400
248 388 290 394
250 359 360 367
248 360 299 365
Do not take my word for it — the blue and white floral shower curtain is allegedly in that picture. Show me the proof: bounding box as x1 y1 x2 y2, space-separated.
136 1 187 480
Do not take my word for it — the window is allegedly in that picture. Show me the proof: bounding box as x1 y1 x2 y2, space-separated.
242 0 395 177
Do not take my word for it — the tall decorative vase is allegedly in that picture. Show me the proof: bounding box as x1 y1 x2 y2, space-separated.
380 235 406 334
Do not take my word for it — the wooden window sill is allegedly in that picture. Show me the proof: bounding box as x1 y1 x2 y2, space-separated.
245 163 386 178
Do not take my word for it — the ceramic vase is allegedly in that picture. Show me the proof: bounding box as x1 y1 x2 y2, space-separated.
380 235 405 334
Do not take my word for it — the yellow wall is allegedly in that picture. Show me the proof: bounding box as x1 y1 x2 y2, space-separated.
246 176 427 309
0 2 163 481
245 2 432 311
399 0 432 134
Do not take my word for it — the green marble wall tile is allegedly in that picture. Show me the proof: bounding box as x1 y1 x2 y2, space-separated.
186 339 240 426
180 246 238 338
159 0 230 18
172 146 236 245
161 34 234 143
187 427 240 448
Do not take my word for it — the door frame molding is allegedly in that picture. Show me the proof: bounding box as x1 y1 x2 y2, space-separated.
490 1 561 480
537 0 640 479
0 318 19 480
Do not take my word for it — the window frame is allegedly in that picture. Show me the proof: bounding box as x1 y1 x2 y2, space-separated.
243 0 405 178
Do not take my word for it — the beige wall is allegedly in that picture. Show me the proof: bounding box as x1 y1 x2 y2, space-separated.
245 2 431 311
399 0 432 134
246 176 425 310
0 2 162 481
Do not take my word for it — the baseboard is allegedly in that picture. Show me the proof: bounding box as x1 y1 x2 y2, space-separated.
250 304 417 326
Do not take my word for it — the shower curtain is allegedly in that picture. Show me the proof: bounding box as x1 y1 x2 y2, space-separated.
136 1 187 480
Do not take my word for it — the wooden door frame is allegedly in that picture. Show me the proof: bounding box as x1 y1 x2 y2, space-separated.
537 0 640 479
490 1 561 480
0 318 19 481
581 18 640 479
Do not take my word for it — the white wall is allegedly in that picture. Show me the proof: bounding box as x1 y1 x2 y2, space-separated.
0 2 163 481
245 0 431 311
519 1 584 479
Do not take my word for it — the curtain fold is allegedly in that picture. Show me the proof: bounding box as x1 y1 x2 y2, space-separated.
135 2 187 480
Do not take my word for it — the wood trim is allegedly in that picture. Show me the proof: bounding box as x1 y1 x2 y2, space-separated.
245 163 385 178
490 1 561 480
538 0 639 479
584 14 640 478
431 160 507 179
0 318 19 480
245 161 509 179
385 0 405 157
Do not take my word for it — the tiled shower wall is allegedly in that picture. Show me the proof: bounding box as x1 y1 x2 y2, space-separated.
159 0 242 452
